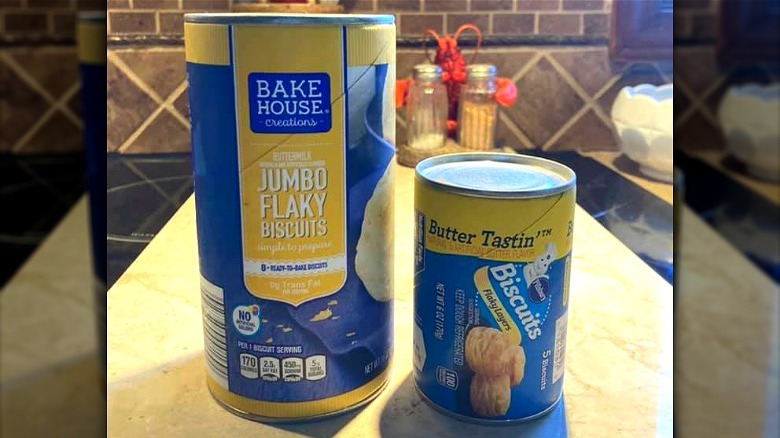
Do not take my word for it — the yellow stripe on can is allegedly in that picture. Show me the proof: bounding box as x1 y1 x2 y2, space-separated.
77 14 106 65
347 24 396 67
184 22 230 66
207 366 390 419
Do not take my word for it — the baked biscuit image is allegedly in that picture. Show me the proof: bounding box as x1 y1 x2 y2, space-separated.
355 163 394 302
507 345 526 387
465 327 513 377
470 374 511 417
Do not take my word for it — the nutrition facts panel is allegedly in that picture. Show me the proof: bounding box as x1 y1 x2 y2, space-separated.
239 354 327 382
239 353 259 379
282 358 304 382
260 357 280 381
305 355 326 381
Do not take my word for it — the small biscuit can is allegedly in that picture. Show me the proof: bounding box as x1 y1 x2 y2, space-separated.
413 153 576 423
184 13 396 422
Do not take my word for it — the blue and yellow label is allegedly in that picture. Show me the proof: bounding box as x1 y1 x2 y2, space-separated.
186 18 395 419
413 179 574 421
232 25 348 306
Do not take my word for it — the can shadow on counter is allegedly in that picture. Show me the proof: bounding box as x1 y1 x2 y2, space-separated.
377 372 568 438
258 371 569 437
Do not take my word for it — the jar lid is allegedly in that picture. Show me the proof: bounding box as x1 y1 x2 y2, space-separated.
413 64 442 81
466 64 497 80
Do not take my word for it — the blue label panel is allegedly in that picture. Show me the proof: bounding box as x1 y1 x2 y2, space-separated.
414 248 569 421
80 63 107 283
190 61 395 404
248 72 332 134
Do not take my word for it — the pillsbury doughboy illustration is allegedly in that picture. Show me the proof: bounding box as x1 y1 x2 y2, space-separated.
523 243 557 287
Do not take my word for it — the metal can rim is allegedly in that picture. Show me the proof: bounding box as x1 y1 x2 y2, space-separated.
415 152 576 199
184 12 395 26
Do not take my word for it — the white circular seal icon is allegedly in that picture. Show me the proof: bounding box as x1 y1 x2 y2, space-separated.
232 305 260 336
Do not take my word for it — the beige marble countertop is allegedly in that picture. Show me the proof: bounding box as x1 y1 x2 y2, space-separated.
676 205 779 438
108 160 673 437
587 152 777 437
674 149 778 437
1 196 105 438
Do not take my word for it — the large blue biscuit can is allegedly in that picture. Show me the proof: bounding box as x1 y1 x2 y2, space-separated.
185 13 396 422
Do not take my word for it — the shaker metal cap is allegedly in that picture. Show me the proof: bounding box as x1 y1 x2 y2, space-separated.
413 64 443 81
466 64 497 80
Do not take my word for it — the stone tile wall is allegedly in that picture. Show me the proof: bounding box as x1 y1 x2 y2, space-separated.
9 0 734 154
0 0 102 153
101 0 678 153
399 47 671 151
105 45 671 153
0 47 82 153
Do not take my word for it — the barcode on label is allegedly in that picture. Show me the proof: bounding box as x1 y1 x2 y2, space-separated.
201 276 229 389
552 312 567 384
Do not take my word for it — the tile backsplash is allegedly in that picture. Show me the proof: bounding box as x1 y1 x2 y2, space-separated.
106 45 671 153
394 47 672 152
104 40 780 155
106 0 612 38
1 0 774 160
14 0 764 155
0 0 102 154
112 0 780 156
0 47 82 153
104 0 671 154
106 48 190 153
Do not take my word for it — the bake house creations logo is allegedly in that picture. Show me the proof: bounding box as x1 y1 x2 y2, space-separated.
249 72 332 134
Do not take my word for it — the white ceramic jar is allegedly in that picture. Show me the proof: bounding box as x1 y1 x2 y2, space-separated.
717 83 780 181
611 84 674 182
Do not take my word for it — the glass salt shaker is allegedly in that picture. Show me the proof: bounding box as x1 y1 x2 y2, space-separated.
406 64 448 151
458 64 498 151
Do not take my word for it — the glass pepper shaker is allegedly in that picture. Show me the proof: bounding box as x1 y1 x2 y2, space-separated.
458 64 498 151
406 64 448 151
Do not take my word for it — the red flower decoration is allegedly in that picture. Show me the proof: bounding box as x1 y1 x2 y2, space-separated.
395 78 411 109
494 77 518 107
